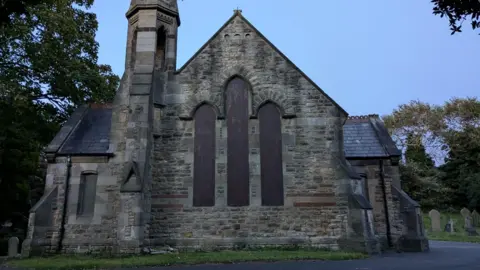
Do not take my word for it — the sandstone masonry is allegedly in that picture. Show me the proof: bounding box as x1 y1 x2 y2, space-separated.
21 0 428 256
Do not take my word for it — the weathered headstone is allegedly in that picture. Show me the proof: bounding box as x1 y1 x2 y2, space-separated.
444 218 454 233
7 236 19 258
460 208 471 219
472 210 480 227
465 216 479 236
428 209 441 232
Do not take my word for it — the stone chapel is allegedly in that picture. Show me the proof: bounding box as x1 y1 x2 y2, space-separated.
22 0 429 256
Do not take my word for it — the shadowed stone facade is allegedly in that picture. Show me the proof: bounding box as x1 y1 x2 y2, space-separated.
21 0 428 256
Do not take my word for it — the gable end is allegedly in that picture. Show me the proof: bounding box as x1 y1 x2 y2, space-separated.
176 12 348 116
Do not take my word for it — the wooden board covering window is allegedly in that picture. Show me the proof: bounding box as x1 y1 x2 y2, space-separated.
259 102 284 206
226 78 250 206
193 104 216 207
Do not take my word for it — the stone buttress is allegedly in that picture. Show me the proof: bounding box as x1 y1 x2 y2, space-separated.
21 0 426 256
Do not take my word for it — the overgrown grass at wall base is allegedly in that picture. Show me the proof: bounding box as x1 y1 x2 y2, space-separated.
423 212 480 243
6 250 368 270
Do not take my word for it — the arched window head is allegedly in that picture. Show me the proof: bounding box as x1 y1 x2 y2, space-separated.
258 102 284 206
225 76 250 206
193 104 216 207
225 76 253 116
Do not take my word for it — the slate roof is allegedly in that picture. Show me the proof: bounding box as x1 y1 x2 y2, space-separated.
47 110 400 162
343 115 401 159
58 105 112 155
46 104 113 156
47 108 400 159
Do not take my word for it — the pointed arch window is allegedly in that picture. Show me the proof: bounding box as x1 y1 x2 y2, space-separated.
259 102 284 206
225 77 250 206
193 104 216 207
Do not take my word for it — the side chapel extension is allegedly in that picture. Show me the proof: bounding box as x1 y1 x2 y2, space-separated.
191 76 285 207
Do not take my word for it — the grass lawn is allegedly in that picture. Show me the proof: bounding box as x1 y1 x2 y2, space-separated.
5 249 368 270
422 212 480 243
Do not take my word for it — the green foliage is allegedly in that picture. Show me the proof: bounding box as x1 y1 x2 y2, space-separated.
0 97 56 231
7 250 368 270
400 133 445 209
0 0 44 25
438 126 480 210
400 164 447 210
431 0 480 34
384 97 480 210
0 0 119 118
405 133 435 171
0 0 119 235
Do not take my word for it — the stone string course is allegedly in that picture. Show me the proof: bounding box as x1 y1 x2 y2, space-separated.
21 1 426 256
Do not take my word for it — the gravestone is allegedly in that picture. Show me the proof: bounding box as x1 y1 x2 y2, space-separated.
7 237 19 258
444 218 454 233
472 210 480 227
465 216 479 236
460 208 471 219
428 209 441 232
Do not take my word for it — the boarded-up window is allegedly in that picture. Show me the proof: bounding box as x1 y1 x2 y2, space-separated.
226 77 250 206
259 102 284 206
77 172 97 216
193 104 216 207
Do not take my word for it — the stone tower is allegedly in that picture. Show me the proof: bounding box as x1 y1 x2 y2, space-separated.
125 0 180 72
110 0 181 252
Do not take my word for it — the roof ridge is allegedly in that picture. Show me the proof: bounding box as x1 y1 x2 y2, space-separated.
348 114 379 120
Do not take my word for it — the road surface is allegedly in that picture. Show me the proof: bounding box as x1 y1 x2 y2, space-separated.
149 241 480 270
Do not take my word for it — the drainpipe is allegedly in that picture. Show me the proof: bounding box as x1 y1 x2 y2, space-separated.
57 155 72 253
379 159 392 247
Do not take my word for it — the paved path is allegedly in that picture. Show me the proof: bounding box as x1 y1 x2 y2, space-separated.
149 241 480 270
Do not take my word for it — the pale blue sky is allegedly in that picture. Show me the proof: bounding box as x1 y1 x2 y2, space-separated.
91 0 479 116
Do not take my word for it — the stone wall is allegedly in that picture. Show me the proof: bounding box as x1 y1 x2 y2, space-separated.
349 159 405 249
60 157 120 253
23 155 126 255
148 14 359 250
382 159 404 245
22 157 68 256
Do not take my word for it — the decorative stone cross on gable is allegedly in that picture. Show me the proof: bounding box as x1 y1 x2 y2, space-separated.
234 7 242 13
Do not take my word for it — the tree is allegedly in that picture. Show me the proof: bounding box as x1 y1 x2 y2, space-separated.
438 126 480 209
0 0 119 119
384 97 480 210
431 0 480 34
382 97 480 161
0 0 44 25
405 133 435 171
401 133 444 210
0 0 119 232
0 97 54 229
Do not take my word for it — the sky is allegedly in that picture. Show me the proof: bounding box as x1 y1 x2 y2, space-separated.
91 0 479 117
